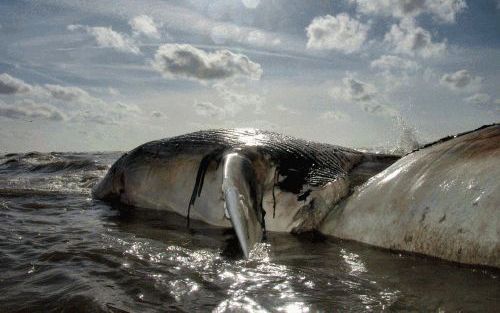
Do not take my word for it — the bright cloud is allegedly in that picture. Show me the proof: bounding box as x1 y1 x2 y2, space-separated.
0 73 32 94
129 15 160 39
305 14 369 53
426 0 468 23
213 82 264 116
246 30 281 47
440 69 483 92
320 110 350 121
370 55 420 72
194 101 226 119
0 99 66 121
330 77 378 103
350 0 467 23
152 44 262 82
209 26 281 48
242 0 260 9
330 76 397 116
384 20 446 58
464 93 491 105
68 24 140 54
151 111 163 118
44 84 90 101
0 73 139 124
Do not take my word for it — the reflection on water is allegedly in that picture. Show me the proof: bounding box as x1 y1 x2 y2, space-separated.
0 152 498 312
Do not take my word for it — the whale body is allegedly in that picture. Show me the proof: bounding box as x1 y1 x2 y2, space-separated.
92 128 397 257
321 124 500 268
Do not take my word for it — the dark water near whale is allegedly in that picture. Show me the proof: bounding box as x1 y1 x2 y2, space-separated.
0 152 498 312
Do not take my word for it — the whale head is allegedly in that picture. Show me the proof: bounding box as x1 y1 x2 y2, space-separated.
92 154 126 201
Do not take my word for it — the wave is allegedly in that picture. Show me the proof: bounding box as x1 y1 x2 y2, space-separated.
29 159 107 173
0 153 108 173
0 188 73 198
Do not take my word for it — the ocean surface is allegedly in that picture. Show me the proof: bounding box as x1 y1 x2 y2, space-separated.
0 151 498 312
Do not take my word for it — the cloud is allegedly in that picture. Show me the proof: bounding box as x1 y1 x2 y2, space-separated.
71 111 110 124
0 73 32 94
209 26 281 48
350 0 426 19
152 44 262 82
114 101 140 114
0 99 66 121
44 84 133 122
370 55 419 72
276 104 298 115
242 0 261 9
209 24 241 45
1 73 87 102
213 82 264 115
426 0 468 23
464 93 491 106
129 15 160 38
245 119 281 131
68 24 140 54
464 93 499 113
440 69 482 92
320 110 350 121
44 84 89 101
330 77 378 102
194 101 226 119
151 111 163 118
306 14 369 53
0 73 140 124
246 30 281 47
108 88 120 96
384 20 446 58
330 76 397 116
350 0 466 23
71 101 140 125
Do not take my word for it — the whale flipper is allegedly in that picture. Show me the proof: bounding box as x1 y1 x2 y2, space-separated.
222 152 264 258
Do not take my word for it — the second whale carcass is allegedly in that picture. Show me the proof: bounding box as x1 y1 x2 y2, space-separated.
321 124 500 268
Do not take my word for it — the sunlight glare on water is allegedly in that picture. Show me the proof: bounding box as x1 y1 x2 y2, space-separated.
0 152 498 312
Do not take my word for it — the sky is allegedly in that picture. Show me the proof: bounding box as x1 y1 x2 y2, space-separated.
0 0 499 152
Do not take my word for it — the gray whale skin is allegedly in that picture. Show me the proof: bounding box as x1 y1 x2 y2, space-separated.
93 125 499 268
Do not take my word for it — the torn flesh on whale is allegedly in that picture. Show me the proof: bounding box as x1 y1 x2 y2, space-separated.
92 129 399 257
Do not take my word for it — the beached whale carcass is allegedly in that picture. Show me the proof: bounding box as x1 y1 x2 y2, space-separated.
92 129 398 257
321 124 500 268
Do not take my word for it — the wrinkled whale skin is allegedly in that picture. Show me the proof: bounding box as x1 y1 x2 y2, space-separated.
321 124 500 268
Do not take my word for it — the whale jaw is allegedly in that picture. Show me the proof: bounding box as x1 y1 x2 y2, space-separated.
222 152 264 258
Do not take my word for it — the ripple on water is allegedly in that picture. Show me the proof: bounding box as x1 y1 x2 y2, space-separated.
0 152 499 312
